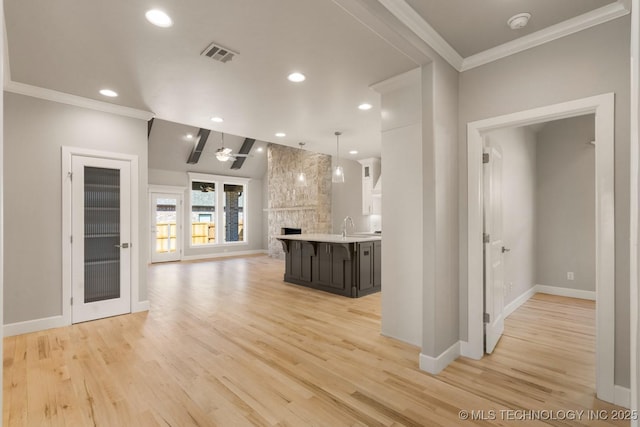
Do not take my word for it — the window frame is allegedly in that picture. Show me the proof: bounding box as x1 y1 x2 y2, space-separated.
187 172 250 248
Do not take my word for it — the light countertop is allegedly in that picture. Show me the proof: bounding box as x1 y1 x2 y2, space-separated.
275 233 381 243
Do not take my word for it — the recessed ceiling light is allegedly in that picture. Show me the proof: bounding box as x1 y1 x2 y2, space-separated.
186 134 193 140
145 9 173 28
211 116 224 123
99 89 118 97
256 147 264 153
349 150 358 155
287 72 306 83
275 132 286 138
358 103 372 111
507 13 531 30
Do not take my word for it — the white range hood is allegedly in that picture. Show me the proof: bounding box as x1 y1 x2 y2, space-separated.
372 174 382 195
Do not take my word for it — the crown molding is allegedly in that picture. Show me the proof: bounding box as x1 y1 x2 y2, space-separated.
3 11 10 87
377 0 630 73
377 0 464 70
4 80 154 121
461 1 630 71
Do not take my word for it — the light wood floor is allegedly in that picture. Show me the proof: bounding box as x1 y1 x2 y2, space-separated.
3 255 629 426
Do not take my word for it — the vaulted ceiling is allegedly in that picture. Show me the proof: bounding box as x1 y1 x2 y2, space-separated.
3 0 630 158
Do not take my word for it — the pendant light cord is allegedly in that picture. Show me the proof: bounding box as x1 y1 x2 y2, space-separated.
335 131 342 167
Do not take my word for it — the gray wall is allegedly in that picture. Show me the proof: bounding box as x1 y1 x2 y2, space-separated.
536 115 596 291
4 92 149 324
423 59 460 357
458 17 630 386
486 126 538 306
377 58 460 357
1 6 5 412
380 69 424 346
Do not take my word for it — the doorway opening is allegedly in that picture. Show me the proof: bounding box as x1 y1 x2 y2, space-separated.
465 93 615 403
150 186 184 263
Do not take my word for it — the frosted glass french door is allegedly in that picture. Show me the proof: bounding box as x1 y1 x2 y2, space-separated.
72 156 131 323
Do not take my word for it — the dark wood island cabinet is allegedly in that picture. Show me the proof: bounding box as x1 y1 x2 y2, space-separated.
276 234 381 298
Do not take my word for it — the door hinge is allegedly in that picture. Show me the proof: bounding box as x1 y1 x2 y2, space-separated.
67 171 73 180
483 313 490 323
483 233 490 243
482 153 490 163
71 297 73 306
70 235 73 244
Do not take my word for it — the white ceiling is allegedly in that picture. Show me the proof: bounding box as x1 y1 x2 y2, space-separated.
3 0 629 159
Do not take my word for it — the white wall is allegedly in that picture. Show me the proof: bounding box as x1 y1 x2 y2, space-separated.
536 115 596 292
458 16 630 387
331 157 369 234
485 126 538 306
4 92 149 324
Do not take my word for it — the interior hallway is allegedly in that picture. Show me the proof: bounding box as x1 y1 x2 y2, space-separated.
2 255 628 426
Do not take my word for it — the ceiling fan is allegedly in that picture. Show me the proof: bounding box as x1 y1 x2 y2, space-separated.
215 132 250 162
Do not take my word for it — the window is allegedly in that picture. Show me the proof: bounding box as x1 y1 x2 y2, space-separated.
188 173 249 246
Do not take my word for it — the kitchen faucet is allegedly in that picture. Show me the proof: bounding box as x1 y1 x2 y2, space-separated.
342 216 355 237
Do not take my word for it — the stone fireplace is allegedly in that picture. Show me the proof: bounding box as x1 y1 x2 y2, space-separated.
267 144 332 258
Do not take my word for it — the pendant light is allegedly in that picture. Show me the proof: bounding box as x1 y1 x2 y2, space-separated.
296 142 307 187
333 131 345 183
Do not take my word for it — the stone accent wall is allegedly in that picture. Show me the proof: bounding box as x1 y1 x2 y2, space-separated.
268 144 332 258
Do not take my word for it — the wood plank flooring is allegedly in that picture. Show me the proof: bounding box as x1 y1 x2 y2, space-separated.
3 255 630 426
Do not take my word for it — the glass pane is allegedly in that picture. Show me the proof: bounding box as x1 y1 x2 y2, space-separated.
155 197 177 254
192 181 215 245
84 166 120 303
224 184 244 242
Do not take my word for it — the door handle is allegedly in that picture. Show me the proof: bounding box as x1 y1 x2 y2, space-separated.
501 246 510 253
115 243 130 249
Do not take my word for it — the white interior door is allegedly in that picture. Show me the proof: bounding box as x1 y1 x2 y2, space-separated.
151 192 182 263
484 145 505 354
72 155 131 323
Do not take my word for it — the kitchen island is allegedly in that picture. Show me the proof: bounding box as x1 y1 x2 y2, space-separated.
276 234 381 298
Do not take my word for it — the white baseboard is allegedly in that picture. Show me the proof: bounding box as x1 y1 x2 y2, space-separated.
5 301 150 337
459 340 482 360
504 286 538 318
4 315 68 337
615 385 631 409
419 341 460 375
181 249 268 262
535 284 596 301
132 300 150 312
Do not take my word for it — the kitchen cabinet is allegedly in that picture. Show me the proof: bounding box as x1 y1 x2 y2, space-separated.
283 240 313 282
277 234 381 298
357 240 382 295
315 242 352 295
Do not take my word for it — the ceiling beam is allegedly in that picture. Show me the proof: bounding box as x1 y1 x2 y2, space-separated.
187 128 211 164
231 138 256 170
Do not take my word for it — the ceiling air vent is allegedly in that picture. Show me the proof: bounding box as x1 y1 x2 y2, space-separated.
201 42 238 63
